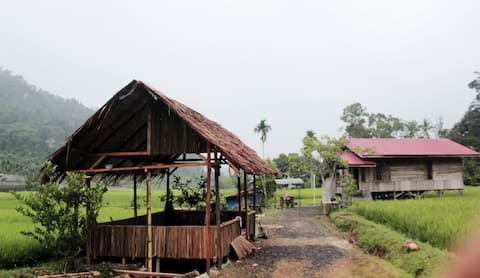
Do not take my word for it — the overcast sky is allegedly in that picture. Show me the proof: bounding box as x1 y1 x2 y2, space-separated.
1 0 479 159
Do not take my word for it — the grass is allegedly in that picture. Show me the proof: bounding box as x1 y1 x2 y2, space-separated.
348 186 480 250
331 211 450 277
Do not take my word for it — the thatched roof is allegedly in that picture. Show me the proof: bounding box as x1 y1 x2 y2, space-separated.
42 80 276 181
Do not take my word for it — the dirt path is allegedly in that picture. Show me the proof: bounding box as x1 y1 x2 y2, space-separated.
212 207 352 277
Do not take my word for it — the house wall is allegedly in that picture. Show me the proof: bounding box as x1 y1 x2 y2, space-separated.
357 157 464 197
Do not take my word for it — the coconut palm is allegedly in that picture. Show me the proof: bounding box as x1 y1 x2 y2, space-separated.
254 119 271 159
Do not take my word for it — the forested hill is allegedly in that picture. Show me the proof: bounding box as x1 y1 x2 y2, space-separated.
0 68 93 176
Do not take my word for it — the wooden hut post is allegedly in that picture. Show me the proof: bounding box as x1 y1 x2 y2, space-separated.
243 171 249 240
237 175 241 214
253 175 256 240
146 170 153 272
85 175 92 265
205 143 212 274
214 151 222 269
133 172 138 217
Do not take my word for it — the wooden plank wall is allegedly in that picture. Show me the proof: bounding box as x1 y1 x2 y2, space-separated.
92 219 240 260
357 158 464 195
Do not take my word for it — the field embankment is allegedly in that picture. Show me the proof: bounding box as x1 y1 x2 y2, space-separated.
348 187 480 250
331 211 450 277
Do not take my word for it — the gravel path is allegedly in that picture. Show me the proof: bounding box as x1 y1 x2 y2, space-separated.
213 207 356 278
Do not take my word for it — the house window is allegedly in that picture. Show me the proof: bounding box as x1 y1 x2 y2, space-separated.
361 169 367 182
375 164 390 182
426 161 433 180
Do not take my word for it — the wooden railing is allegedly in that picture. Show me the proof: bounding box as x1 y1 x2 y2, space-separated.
92 218 241 260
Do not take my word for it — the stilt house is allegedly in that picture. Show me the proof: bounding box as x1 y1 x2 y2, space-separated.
339 138 479 199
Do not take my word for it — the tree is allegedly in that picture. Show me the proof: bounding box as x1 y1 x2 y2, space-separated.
340 103 370 137
254 119 272 159
448 72 480 185
12 162 107 271
254 119 272 198
419 118 433 139
302 135 348 204
403 121 420 138
272 153 289 177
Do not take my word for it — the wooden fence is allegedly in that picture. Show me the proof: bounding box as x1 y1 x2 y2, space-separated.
92 217 241 260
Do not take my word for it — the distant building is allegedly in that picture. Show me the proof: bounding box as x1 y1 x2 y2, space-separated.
338 138 479 199
0 174 28 192
274 178 304 189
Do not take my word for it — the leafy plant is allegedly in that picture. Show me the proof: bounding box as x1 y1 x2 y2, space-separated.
12 162 107 271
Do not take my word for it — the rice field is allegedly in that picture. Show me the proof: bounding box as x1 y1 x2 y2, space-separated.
349 186 480 250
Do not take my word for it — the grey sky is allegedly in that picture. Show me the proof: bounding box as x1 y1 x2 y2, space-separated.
1 0 479 159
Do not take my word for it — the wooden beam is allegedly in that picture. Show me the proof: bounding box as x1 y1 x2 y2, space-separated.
227 161 241 177
253 175 256 240
112 269 182 278
73 162 208 174
88 151 149 157
89 155 107 170
87 99 148 153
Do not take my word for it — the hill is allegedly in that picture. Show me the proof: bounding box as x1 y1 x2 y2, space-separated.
0 68 93 179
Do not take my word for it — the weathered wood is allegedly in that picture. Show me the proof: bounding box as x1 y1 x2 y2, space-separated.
113 269 181 277
74 162 207 173
93 216 241 260
37 271 100 278
230 235 255 259
243 171 249 240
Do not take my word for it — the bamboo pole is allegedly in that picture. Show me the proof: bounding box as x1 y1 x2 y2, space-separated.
205 143 212 274
214 151 222 269
146 170 153 272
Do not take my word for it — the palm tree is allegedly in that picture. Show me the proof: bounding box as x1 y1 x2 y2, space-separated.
254 119 271 159
420 118 433 139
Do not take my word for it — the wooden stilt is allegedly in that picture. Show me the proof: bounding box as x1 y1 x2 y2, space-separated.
156 258 160 273
146 170 153 272
205 144 212 274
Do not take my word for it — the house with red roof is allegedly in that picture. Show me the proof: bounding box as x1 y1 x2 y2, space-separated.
339 138 479 199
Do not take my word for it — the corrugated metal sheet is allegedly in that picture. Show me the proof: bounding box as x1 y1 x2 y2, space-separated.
347 138 480 157
339 151 376 166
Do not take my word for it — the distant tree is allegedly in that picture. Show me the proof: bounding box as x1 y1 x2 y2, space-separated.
448 72 480 185
340 103 371 137
254 119 272 159
420 118 434 139
273 153 289 177
403 121 420 138
368 113 404 138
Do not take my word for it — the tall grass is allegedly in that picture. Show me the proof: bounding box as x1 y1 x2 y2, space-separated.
349 186 480 250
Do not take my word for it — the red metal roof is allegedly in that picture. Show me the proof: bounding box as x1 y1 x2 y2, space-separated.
347 138 480 157
340 151 376 166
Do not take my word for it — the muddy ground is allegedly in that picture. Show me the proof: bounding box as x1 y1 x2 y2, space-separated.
211 207 401 278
